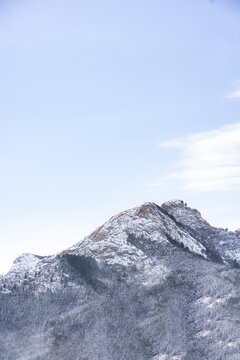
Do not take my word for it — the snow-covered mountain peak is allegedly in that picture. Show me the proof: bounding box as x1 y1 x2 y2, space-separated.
68 201 209 267
135 202 160 216
161 199 211 230
162 200 240 266
161 199 185 208
1 200 240 296
2 201 240 360
8 253 43 275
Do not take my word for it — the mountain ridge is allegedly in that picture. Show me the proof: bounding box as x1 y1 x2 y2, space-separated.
1 200 240 360
1 200 239 295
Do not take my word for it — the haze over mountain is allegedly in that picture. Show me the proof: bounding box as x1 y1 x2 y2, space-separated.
1 200 240 360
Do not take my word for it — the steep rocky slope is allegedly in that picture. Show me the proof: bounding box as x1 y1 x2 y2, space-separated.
1 200 240 360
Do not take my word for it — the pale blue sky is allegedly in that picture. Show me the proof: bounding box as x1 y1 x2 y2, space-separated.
1 0 240 273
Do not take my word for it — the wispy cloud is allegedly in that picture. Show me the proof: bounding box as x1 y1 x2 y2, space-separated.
152 123 240 191
225 81 240 100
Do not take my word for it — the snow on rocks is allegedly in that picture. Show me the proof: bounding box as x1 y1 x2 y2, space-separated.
7 253 43 276
1 200 239 294
162 200 240 266
161 200 211 231
68 202 209 266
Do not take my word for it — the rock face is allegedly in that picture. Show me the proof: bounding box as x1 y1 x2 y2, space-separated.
1 201 240 360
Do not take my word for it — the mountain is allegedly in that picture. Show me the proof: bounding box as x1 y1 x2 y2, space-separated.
1 200 240 360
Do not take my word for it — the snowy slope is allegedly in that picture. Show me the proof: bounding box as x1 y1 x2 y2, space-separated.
68 202 209 266
0 200 239 295
1 200 240 360
162 200 240 265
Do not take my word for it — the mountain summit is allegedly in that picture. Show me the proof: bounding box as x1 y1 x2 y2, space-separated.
1 200 240 360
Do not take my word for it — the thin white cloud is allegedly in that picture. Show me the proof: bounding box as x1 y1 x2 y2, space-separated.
225 89 240 100
152 123 240 192
225 82 240 100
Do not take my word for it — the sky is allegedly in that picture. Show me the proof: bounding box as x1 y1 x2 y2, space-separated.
0 0 240 274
